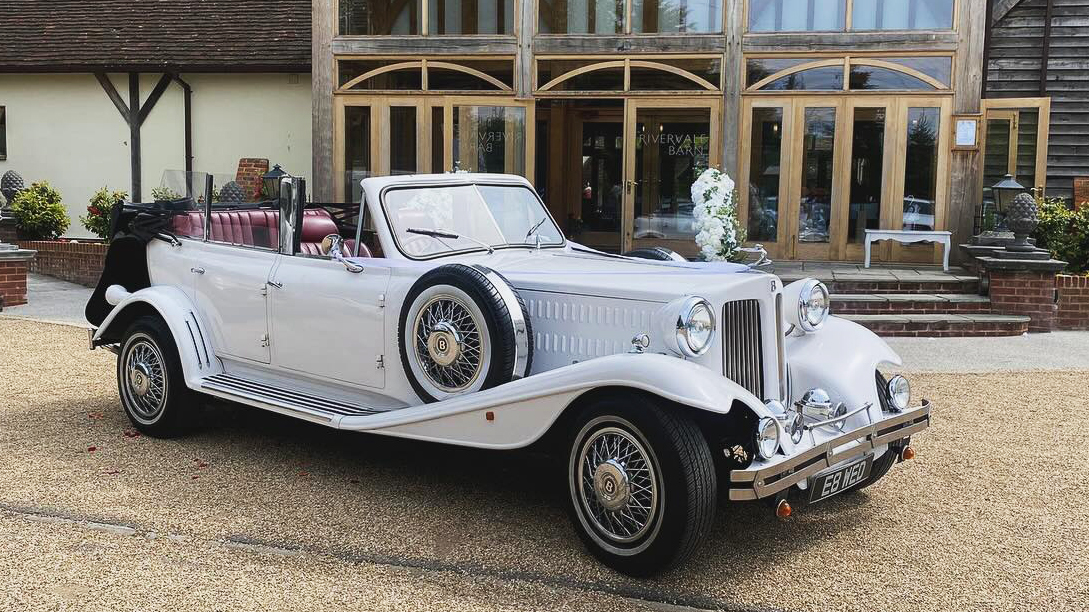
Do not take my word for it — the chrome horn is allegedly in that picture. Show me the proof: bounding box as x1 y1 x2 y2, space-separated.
321 234 364 273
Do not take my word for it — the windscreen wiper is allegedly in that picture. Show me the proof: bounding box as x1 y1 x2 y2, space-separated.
406 227 495 255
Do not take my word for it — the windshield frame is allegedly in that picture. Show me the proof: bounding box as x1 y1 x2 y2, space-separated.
379 181 567 261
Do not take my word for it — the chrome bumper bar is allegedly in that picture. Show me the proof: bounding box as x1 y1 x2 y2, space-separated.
729 400 932 501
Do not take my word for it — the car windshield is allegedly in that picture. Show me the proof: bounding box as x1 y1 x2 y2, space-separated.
383 183 564 258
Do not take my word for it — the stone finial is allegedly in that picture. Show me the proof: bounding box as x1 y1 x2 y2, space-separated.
218 181 245 203
1006 192 1039 252
1 170 26 205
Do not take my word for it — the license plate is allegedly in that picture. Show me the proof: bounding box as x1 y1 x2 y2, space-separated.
809 455 873 503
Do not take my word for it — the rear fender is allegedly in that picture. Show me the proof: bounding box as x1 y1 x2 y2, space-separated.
93 286 221 388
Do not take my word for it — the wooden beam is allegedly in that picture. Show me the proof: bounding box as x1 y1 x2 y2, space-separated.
137 73 173 126
723 0 743 179
94 72 130 121
128 73 142 202
313 0 335 202
333 36 519 55
991 0 1021 24
535 35 726 55
742 31 958 53
948 0 988 263
1039 0 1053 96
981 0 994 99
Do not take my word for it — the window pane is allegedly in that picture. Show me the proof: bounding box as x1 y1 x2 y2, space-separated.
903 108 940 231
632 0 722 33
746 58 811 88
852 0 953 30
799 108 836 243
748 0 846 32
339 0 422 34
1015 109 1039 191
539 0 623 33
629 58 721 90
390 106 418 175
747 107 783 242
538 60 625 91
760 66 843 91
633 109 712 243
0 106 6 160
339 60 422 89
849 65 936 90
428 0 514 33
432 107 445 172
453 106 526 175
345 106 372 203
427 60 514 90
848 108 885 243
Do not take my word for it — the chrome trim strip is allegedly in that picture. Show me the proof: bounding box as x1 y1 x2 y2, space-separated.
722 300 764 399
201 373 380 417
189 311 210 366
728 400 931 500
476 266 530 380
775 293 787 402
184 320 203 370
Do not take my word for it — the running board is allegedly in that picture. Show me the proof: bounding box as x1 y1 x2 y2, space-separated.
201 373 382 424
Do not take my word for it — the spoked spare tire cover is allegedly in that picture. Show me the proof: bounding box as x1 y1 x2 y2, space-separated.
398 264 533 403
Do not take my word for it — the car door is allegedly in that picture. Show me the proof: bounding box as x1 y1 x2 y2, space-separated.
189 240 276 364
266 254 391 389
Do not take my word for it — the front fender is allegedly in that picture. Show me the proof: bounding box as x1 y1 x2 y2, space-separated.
785 315 901 411
340 352 770 450
93 285 221 388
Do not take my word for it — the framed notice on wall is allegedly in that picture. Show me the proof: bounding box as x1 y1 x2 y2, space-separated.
952 115 980 151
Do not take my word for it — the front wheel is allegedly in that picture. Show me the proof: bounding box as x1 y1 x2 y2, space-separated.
117 315 193 438
566 393 716 576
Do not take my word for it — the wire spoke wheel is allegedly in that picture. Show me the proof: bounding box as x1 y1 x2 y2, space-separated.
412 294 485 393
120 334 168 424
575 424 660 545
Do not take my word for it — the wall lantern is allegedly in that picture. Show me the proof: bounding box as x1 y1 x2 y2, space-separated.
262 164 288 201
991 174 1026 216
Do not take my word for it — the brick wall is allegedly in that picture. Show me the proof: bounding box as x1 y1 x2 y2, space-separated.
0 260 29 307
16 240 107 287
988 270 1057 333
1057 275 1089 330
236 158 270 200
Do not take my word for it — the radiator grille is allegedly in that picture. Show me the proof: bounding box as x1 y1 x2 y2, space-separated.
722 300 765 399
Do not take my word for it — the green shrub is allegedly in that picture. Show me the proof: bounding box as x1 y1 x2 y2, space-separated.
80 187 127 241
10 181 70 240
1034 196 1089 274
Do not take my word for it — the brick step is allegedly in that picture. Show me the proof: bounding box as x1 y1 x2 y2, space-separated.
832 293 991 315
841 313 1030 337
828 277 979 295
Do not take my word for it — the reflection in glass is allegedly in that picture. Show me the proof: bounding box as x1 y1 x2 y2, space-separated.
428 0 514 33
760 66 844 91
748 0 845 32
538 0 623 33
746 58 811 88
390 106 417 175
345 106 372 204
580 121 624 248
849 65 936 90
799 108 836 243
629 58 721 90
633 110 712 243
747 108 783 242
1014 109 1039 191
432 107 444 172
852 0 954 30
339 0 422 34
631 0 722 33
903 108 940 231
339 60 422 90
848 108 885 243
427 61 514 90
453 106 526 175
983 118 1012 206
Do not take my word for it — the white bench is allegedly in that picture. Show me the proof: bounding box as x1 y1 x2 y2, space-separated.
864 229 952 271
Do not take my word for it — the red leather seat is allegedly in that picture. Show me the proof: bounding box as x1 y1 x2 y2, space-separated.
172 207 372 257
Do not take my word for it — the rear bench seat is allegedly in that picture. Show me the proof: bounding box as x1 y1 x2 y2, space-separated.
172 208 368 256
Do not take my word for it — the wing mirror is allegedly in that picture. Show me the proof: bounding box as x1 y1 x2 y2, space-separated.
320 234 364 273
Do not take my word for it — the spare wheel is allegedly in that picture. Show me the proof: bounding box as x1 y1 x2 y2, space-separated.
398 264 533 403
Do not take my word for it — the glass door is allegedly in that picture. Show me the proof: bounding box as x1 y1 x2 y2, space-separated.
624 98 722 258
739 98 792 259
843 98 895 262
790 100 846 261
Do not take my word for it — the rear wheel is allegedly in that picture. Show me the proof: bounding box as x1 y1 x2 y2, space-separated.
117 315 193 438
565 393 716 576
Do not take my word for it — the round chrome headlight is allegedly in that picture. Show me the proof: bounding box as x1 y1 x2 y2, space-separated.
887 375 911 410
672 296 716 357
756 417 780 460
798 279 830 332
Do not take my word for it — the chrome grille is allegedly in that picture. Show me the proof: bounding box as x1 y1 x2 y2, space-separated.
722 300 765 399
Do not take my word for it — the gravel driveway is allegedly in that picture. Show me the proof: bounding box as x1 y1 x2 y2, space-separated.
1 317 1086 612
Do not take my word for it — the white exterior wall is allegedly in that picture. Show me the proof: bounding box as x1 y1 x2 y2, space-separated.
0 73 312 238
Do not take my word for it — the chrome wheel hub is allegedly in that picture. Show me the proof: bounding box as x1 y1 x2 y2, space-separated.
576 426 659 543
129 363 152 397
426 322 462 367
413 295 484 393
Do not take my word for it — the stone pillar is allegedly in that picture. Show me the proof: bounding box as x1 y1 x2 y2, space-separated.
981 256 1067 333
0 243 36 309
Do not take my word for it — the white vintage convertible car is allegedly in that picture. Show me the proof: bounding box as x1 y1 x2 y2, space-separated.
85 173 930 576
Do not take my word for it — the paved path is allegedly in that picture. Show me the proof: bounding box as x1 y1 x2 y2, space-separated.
0 273 91 327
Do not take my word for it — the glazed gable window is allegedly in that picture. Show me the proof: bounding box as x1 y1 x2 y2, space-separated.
748 0 846 32
852 0 954 30
338 0 515 34
746 0 954 32
0 107 6 160
539 0 723 34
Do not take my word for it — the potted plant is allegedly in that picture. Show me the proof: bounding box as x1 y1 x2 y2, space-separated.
10 181 69 240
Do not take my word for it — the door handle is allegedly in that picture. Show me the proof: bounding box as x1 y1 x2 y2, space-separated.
267 281 283 289
190 267 205 275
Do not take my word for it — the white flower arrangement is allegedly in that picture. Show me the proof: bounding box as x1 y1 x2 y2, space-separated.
691 167 745 262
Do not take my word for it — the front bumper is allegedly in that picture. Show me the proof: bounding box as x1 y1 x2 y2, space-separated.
728 400 932 501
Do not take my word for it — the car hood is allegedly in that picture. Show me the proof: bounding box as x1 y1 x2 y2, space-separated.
455 247 766 303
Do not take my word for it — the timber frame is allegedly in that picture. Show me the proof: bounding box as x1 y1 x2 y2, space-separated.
314 0 1004 264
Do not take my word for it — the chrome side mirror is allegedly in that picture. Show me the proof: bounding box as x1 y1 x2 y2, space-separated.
321 234 363 273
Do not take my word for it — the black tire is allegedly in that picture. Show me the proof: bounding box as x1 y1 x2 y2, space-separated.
623 246 686 262
116 315 193 438
566 393 716 576
398 264 533 403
